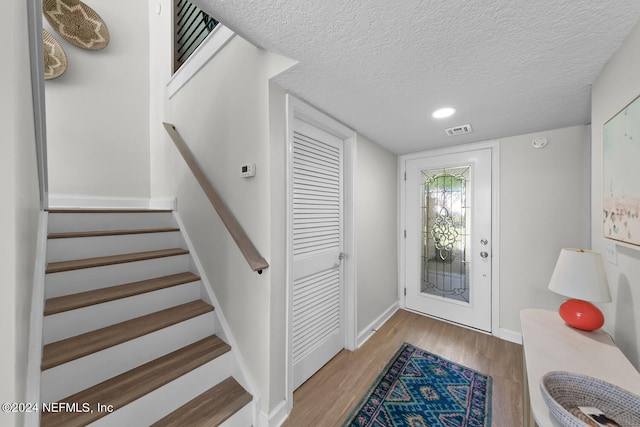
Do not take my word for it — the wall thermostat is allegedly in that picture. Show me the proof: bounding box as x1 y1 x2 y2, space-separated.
240 163 256 178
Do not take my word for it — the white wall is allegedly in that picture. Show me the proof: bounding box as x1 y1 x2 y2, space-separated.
591 20 640 369
0 2 42 426
148 1 401 413
267 82 288 410
356 135 398 331
500 125 590 334
149 3 294 409
45 0 150 198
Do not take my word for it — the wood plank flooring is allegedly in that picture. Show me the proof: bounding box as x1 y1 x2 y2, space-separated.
284 309 523 426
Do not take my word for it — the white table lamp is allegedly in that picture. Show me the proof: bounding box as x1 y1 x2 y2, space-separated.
548 248 611 331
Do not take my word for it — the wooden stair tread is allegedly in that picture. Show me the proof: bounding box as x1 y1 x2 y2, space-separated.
41 300 213 370
46 248 189 274
40 335 231 427
48 227 180 239
44 272 201 316
151 377 252 427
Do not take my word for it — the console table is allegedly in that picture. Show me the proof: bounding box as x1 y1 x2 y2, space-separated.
520 308 640 426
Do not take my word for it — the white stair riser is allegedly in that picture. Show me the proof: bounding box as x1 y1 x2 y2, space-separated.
89 353 238 427
45 255 192 298
219 401 253 427
41 211 254 424
47 232 182 263
43 282 202 344
48 212 176 233
41 312 217 403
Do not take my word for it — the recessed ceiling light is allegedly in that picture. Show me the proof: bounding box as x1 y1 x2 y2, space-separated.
432 107 456 119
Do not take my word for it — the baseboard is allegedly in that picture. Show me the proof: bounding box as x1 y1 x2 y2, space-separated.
25 211 48 427
257 400 289 427
496 328 522 345
357 301 400 348
48 194 176 210
149 197 177 210
48 194 150 209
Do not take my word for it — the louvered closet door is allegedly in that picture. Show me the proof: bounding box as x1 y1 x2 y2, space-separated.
292 118 345 390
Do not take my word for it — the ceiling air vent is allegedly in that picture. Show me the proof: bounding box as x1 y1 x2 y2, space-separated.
445 124 473 136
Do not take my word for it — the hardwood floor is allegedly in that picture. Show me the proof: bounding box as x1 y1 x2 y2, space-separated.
283 309 523 426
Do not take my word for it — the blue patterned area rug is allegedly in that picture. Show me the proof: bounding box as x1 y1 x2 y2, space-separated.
343 343 492 427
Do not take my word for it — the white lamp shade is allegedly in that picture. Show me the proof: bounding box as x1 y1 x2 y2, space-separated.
548 248 612 302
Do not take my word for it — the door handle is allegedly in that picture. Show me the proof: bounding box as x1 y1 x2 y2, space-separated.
335 252 347 268
480 251 489 258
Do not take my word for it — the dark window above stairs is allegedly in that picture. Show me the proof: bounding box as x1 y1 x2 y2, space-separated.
174 0 219 73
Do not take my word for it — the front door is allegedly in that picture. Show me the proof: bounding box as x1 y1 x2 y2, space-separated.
290 118 345 390
405 149 492 332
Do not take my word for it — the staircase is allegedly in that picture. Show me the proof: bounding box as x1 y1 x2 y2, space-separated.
40 209 253 426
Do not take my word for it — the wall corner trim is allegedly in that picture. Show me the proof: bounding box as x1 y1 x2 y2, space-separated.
25 211 48 427
149 197 177 210
258 400 289 427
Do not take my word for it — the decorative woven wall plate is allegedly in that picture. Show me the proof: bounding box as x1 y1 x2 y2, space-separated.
43 29 67 79
43 0 110 50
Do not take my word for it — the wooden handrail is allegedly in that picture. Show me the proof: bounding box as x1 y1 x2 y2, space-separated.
163 122 269 274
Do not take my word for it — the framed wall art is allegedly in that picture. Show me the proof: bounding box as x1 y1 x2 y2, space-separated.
603 93 640 248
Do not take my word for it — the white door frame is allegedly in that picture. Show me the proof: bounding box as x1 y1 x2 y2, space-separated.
398 140 501 335
285 95 357 411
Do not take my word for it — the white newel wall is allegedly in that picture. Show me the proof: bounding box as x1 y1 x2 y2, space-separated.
356 134 399 335
149 0 295 417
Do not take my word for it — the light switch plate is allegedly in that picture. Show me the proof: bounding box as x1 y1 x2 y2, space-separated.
605 241 617 265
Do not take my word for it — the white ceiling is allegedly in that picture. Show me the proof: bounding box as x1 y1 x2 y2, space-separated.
196 0 640 154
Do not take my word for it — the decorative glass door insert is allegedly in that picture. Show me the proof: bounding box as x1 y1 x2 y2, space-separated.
405 148 492 332
421 166 470 303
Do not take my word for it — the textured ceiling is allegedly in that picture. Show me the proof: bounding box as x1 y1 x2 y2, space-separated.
195 0 640 154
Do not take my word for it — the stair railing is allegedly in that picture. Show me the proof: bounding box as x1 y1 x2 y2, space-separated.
163 122 269 274
173 0 219 73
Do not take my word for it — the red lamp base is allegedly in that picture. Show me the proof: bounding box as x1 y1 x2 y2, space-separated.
558 299 604 331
